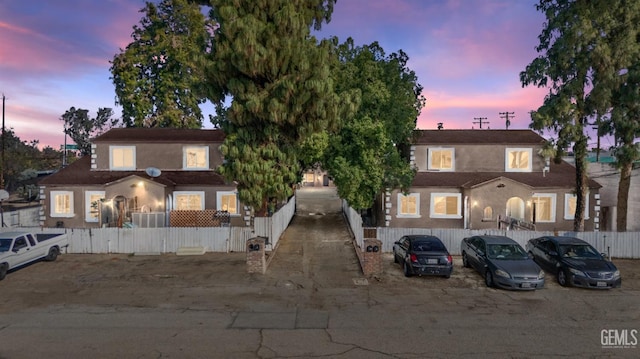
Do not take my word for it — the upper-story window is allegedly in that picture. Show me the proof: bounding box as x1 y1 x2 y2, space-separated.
183 146 209 170
110 146 136 170
505 148 532 172
428 148 454 171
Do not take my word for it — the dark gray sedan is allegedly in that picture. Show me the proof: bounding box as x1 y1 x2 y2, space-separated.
393 235 453 278
526 236 621 289
461 235 545 290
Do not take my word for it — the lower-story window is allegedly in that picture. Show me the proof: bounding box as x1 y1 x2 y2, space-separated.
174 191 204 210
85 191 105 222
430 193 462 219
50 191 74 218
397 193 420 218
532 193 556 222
217 191 238 215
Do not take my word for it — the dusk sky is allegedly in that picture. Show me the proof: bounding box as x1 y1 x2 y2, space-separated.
1 0 558 149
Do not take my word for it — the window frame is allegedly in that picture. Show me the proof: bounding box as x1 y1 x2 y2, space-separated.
109 145 136 170
531 193 557 223
564 193 590 220
173 191 205 211
183 145 210 170
50 190 75 218
216 191 239 216
397 193 421 218
85 190 105 223
427 147 455 171
429 192 462 219
505 148 532 172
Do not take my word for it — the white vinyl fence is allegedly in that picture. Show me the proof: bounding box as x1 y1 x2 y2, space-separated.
342 203 640 259
254 195 296 249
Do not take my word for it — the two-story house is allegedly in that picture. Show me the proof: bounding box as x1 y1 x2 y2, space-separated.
378 129 602 232
38 128 246 229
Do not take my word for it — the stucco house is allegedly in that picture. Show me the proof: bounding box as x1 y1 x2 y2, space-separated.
377 129 602 232
38 128 247 229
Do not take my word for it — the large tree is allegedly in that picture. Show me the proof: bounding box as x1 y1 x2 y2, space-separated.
325 40 424 209
205 0 344 213
61 107 116 156
520 0 624 232
110 0 212 128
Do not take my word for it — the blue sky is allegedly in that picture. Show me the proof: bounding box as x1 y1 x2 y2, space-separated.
1 0 558 149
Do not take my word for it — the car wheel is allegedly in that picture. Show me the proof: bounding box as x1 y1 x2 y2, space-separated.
462 252 470 268
45 247 59 262
485 270 494 287
403 262 413 277
393 253 398 264
557 268 570 287
0 263 7 281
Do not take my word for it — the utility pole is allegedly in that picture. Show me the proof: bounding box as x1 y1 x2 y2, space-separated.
1 94 5 189
473 117 489 129
499 111 515 130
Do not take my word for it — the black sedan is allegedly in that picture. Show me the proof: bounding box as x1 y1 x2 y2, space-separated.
461 235 544 290
393 235 453 278
526 236 621 289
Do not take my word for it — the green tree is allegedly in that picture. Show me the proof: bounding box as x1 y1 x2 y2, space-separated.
61 107 116 156
325 40 424 209
206 0 343 213
1 129 41 191
520 0 621 231
110 0 211 128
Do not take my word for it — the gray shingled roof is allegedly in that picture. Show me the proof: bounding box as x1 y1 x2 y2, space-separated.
413 129 546 145
92 128 225 143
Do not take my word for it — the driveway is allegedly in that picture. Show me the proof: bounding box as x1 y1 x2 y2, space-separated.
0 186 639 358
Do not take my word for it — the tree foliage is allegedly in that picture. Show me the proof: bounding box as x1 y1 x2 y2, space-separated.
325 40 425 209
61 107 117 156
520 0 635 231
205 0 344 213
110 0 211 128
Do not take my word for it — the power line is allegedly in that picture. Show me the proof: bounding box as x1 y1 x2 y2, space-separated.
473 117 489 129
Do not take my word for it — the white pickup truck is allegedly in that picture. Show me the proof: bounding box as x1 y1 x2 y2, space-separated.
0 231 69 280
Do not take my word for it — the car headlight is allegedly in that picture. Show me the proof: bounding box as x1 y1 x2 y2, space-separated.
495 269 510 278
538 270 545 279
613 270 620 278
568 267 586 277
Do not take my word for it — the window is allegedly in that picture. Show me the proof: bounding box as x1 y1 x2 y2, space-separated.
50 191 74 218
303 173 315 183
506 197 525 219
532 193 556 222
85 191 105 222
428 148 454 171
217 191 238 215
430 193 462 218
183 146 209 170
483 206 493 220
397 193 420 218
174 191 204 210
110 146 136 170
505 148 532 172
564 193 589 220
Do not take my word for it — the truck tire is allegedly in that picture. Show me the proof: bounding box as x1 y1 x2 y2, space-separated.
45 247 59 262
0 263 7 280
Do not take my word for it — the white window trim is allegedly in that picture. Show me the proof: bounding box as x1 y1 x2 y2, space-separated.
427 147 455 171
109 145 136 170
505 148 532 172
564 193 590 220
216 191 240 216
397 193 421 218
173 191 205 211
85 191 105 223
50 191 75 218
532 193 557 223
183 145 210 170
429 192 462 219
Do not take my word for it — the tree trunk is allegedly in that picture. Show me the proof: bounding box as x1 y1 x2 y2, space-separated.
573 134 588 232
616 162 632 232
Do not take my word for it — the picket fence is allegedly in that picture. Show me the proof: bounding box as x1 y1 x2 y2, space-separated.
342 200 640 259
3 195 296 254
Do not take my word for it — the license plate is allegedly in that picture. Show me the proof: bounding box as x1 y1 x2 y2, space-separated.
597 281 607 287
427 259 438 264
521 282 531 288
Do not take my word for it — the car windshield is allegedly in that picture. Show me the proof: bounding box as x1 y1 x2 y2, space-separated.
0 238 11 252
412 239 445 252
487 244 528 260
560 244 601 259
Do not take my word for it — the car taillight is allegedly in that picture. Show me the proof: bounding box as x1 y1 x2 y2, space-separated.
410 253 418 263
447 255 453 263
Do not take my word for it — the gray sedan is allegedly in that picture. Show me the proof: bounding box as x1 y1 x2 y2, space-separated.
461 235 545 290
